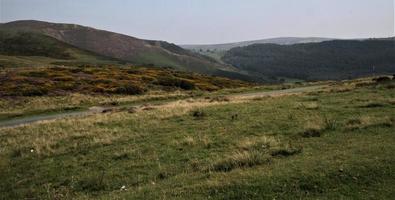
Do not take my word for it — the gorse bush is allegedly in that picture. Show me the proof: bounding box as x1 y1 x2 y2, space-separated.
113 84 145 95
155 77 195 90
19 86 49 96
0 66 249 96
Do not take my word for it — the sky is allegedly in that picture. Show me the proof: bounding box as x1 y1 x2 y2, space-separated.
0 0 394 44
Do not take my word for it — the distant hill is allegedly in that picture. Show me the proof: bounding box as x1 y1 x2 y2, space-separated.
222 39 395 81
3 20 391 83
0 20 237 75
181 37 333 51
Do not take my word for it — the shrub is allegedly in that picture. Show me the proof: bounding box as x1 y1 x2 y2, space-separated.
195 83 219 91
53 76 74 82
301 129 322 138
20 86 49 96
156 77 195 90
56 82 76 91
179 79 195 90
373 76 391 83
361 102 387 108
113 84 145 95
385 84 395 89
20 71 49 78
70 68 84 73
191 110 206 119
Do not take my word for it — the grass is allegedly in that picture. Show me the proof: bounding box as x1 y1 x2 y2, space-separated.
0 78 394 199
0 91 191 121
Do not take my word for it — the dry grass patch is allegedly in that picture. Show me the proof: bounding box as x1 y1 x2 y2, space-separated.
208 136 302 172
174 135 212 148
209 150 271 172
329 87 353 93
0 113 130 156
300 114 339 137
147 98 247 120
345 116 393 130
251 96 271 101
180 136 196 146
295 102 320 110
237 136 280 151
0 91 188 117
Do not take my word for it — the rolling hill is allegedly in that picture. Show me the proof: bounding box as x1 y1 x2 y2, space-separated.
181 37 333 51
2 20 392 83
222 39 395 81
0 20 237 75
181 37 333 65
0 29 123 67
0 30 251 96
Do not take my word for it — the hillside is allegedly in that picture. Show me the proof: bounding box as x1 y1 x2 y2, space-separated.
222 39 395 81
0 20 237 75
0 30 124 67
181 37 333 51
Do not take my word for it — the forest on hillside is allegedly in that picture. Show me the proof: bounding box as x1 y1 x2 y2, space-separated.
223 39 395 80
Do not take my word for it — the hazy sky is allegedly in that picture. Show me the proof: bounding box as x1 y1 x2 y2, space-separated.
1 0 394 44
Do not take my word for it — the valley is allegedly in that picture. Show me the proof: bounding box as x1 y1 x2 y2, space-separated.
0 5 394 198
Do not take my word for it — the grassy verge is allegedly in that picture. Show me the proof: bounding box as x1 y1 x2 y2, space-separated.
0 91 193 121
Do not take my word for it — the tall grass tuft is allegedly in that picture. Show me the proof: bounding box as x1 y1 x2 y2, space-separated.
210 151 271 172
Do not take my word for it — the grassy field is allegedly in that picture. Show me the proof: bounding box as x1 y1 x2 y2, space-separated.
0 77 394 199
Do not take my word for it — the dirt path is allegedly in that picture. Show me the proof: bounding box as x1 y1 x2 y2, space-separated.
230 85 322 98
0 85 323 129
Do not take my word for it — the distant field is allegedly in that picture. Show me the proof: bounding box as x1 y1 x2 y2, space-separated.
1 76 394 199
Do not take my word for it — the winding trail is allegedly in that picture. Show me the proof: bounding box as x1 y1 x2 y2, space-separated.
0 85 323 129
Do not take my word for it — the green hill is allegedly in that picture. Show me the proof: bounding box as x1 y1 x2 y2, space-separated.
0 30 251 96
223 39 395 81
0 20 237 75
0 30 123 67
